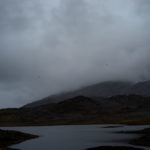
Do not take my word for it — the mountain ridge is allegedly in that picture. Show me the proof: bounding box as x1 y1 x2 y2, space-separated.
23 80 150 108
1 94 150 126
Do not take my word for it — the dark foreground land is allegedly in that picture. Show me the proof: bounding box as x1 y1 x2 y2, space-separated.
86 146 143 150
0 129 38 150
130 129 150 147
117 128 150 147
0 148 19 150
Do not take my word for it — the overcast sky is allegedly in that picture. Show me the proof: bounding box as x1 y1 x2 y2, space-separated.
0 0 150 108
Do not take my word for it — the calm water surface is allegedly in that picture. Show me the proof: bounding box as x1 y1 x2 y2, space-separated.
2 125 150 150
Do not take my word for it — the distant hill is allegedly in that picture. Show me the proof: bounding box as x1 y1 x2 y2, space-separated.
23 81 150 108
1 95 150 126
129 81 150 96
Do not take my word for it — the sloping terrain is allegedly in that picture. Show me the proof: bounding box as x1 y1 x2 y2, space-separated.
0 95 150 126
24 81 150 108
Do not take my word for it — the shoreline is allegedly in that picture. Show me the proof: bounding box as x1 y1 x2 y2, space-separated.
85 127 150 150
1 125 150 150
0 129 38 150
116 128 150 147
0 121 150 127
86 146 144 150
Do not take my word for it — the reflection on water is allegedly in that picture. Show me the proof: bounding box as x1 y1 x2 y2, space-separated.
2 125 150 150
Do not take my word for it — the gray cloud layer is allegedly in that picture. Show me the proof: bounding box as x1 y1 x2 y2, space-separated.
0 0 150 108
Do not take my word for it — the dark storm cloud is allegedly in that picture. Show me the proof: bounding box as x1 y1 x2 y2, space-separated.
0 0 150 108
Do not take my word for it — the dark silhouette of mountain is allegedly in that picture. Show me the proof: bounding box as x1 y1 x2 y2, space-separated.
0 95 150 126
23 80 150 108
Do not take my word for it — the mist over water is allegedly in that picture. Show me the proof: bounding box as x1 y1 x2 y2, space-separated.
0 0 150 107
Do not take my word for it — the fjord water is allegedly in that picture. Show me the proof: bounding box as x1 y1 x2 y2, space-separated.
3 125 150 150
